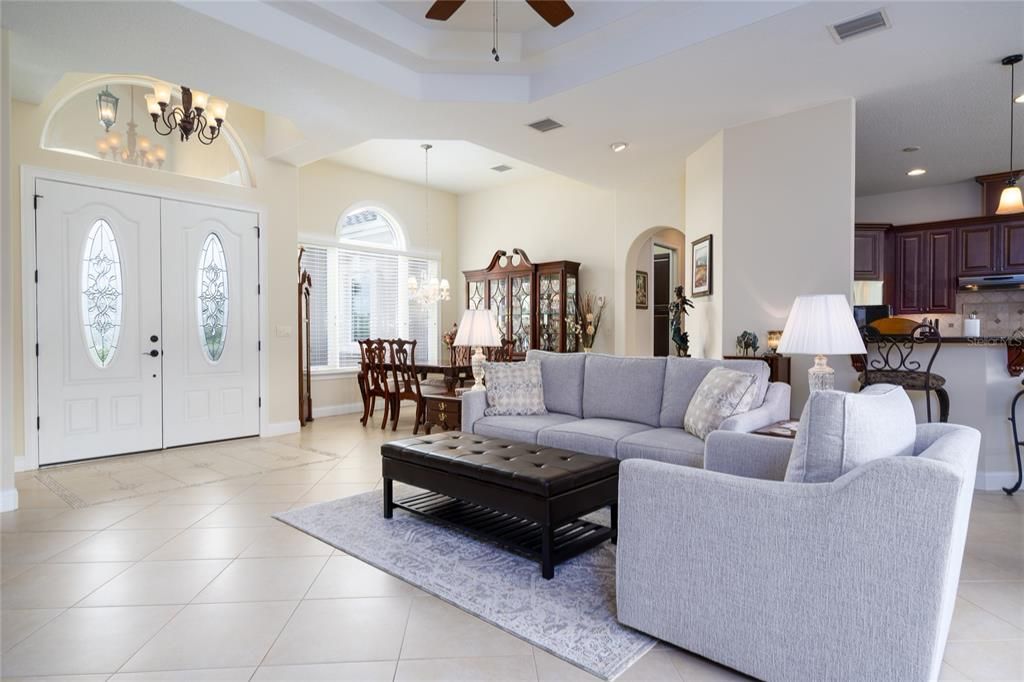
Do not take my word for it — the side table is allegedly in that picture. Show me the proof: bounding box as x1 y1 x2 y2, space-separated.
753 420 799 439
423 393 462 434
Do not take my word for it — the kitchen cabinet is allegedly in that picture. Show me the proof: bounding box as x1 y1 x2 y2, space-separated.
956 221 1024 276
894 229 955 314
1002 223 1024 273
854 226 887 280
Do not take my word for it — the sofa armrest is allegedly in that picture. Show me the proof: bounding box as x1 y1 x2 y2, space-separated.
461 390 487 433
718 382 791 433
703 431 792 480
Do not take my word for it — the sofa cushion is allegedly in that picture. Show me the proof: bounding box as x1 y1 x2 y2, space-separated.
683 367 759 440
525 350 586 418
617 428 705 468
659 357 771 428
482 361 547 416
582 354 666 427
473 413 578 444
784 384 917 484
538 418 651 458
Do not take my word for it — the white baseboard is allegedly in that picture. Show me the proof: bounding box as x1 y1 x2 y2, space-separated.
976 470 1019 491
1 487 19 512
311 402 363 419
14 454 32 472
261 420 301 438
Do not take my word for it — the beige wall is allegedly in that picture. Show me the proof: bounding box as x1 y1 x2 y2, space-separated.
856 180 981 225
456 175 618 352
1 27 17 508
297 160 459 414
6 75 301 470
684 132 725 360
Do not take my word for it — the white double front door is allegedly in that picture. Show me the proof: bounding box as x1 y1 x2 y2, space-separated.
35 178 260 465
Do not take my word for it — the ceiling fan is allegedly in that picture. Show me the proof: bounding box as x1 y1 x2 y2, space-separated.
425 0 574 28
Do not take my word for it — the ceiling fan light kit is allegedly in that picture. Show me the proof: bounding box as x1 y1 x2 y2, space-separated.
997 54 1024 215
425 0 574 61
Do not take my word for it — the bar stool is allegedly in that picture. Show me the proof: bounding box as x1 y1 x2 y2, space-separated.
858 318 949 423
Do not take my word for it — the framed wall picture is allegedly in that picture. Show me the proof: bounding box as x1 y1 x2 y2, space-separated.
691 235 713 298
635 270 649 309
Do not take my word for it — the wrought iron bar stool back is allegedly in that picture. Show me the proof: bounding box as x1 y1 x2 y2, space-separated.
859 317 949 423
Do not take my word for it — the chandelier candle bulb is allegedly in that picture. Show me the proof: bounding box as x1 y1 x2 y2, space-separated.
207 98 228 122
106 131 122 150
144 93 161 116
190 90 210 111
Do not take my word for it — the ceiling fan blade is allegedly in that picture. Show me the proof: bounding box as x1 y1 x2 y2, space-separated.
525 0 574 27
425 0 466 21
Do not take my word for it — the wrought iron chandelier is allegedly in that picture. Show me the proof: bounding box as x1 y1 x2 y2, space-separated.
146 83 228 145
408 143 451 306
95 86 166 169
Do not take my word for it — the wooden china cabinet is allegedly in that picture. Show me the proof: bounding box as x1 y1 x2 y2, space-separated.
463 249 581 357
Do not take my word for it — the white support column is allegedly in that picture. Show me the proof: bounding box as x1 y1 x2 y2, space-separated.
1 26 20 511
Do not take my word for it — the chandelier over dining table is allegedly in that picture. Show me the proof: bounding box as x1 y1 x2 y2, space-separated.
145 83 229 145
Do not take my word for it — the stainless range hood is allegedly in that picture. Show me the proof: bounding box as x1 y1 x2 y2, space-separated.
959 274 1024 291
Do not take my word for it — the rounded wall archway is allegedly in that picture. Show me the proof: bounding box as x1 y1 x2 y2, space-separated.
622 226 686 356
41 75 254 187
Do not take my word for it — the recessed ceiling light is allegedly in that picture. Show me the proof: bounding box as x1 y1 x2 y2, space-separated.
902 145 921 153
907 168 927 176
1016 93 1024 104
610 142 629 153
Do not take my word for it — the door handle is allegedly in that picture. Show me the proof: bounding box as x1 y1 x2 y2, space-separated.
143 349 160 357
150 335 159 343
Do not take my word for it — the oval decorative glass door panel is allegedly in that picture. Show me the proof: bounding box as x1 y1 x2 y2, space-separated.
80 219 123 367
197 232 229 362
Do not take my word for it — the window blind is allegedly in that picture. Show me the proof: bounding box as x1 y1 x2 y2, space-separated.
299 243 438 371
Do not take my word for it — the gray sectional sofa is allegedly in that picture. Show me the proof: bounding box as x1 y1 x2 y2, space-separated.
461 350 791 467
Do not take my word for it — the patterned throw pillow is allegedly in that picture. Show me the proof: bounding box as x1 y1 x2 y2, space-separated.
483 361 548 416
683 367 758 440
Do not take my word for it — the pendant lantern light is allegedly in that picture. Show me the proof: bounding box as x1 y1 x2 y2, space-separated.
997 54 1024 215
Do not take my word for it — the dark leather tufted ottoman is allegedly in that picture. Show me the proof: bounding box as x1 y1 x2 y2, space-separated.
381 431 619 579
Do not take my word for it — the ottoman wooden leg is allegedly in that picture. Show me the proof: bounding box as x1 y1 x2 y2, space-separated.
541 524 555 580
383 477 394 519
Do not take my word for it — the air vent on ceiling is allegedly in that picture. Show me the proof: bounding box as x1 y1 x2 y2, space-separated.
828 9 890 43
491 164 513 173
527 118 564 133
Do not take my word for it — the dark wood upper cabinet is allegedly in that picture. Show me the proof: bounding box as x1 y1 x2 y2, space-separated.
1002 222 1024 273
894 231 925 314
958 225 999 276
854 226 886 281
926 229 955 312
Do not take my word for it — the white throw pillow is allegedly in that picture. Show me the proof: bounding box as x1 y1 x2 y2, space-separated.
784 384 916 483
483 361 548 416
683 367 758 440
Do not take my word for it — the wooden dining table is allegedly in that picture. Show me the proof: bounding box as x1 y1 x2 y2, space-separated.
356 360 473 415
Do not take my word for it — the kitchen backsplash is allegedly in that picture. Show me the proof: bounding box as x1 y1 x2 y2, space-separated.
922 291 1024 337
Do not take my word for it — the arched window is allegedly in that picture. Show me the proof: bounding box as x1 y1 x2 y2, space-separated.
301 205 437 372
336 207 406 249
42 76 253 187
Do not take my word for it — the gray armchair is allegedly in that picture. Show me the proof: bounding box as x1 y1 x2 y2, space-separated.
617 387 980 682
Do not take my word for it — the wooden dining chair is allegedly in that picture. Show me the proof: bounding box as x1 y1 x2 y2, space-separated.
486 338 516 362
360 338 393 429
387 338 426 433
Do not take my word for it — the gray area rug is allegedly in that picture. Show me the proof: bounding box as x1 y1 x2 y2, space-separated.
274 489 656 680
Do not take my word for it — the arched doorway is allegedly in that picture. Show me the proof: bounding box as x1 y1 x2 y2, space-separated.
623 226 685 356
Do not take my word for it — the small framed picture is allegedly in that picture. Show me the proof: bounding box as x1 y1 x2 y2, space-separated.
691 235 713 298
635 271 649 309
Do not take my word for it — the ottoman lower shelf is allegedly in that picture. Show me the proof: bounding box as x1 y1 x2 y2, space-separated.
394 490 614 569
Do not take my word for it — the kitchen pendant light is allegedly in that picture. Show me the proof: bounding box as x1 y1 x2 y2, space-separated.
997 54 1024 215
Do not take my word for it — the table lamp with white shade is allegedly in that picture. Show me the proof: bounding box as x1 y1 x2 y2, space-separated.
453 308 503 391
776 294 866 392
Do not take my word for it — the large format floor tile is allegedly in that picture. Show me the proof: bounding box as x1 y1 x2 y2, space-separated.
0 561 132 608
78 559 230 606
49 528 182 562
121 601 297 672
395 655 539 681
400 595 533 660
1 605 181 677
192 556 327 603
251 661 397 681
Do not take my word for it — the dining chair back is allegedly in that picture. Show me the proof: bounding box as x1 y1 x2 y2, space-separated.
360 338 393 428
387 338 426 433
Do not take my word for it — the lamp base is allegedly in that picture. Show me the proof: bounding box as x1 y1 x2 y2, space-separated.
807 354 835 392
469 346 486 391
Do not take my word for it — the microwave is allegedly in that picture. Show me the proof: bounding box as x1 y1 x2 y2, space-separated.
853 305 891 329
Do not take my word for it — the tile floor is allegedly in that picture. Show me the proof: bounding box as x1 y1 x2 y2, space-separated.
2 414 1022 681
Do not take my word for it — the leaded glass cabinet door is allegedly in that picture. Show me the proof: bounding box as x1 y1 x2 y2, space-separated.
510 274 532 354
161 199 260 446
467 280 486 310
565 273 579 352
35 179 163 464
538 272 561 352
488 277 508 342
